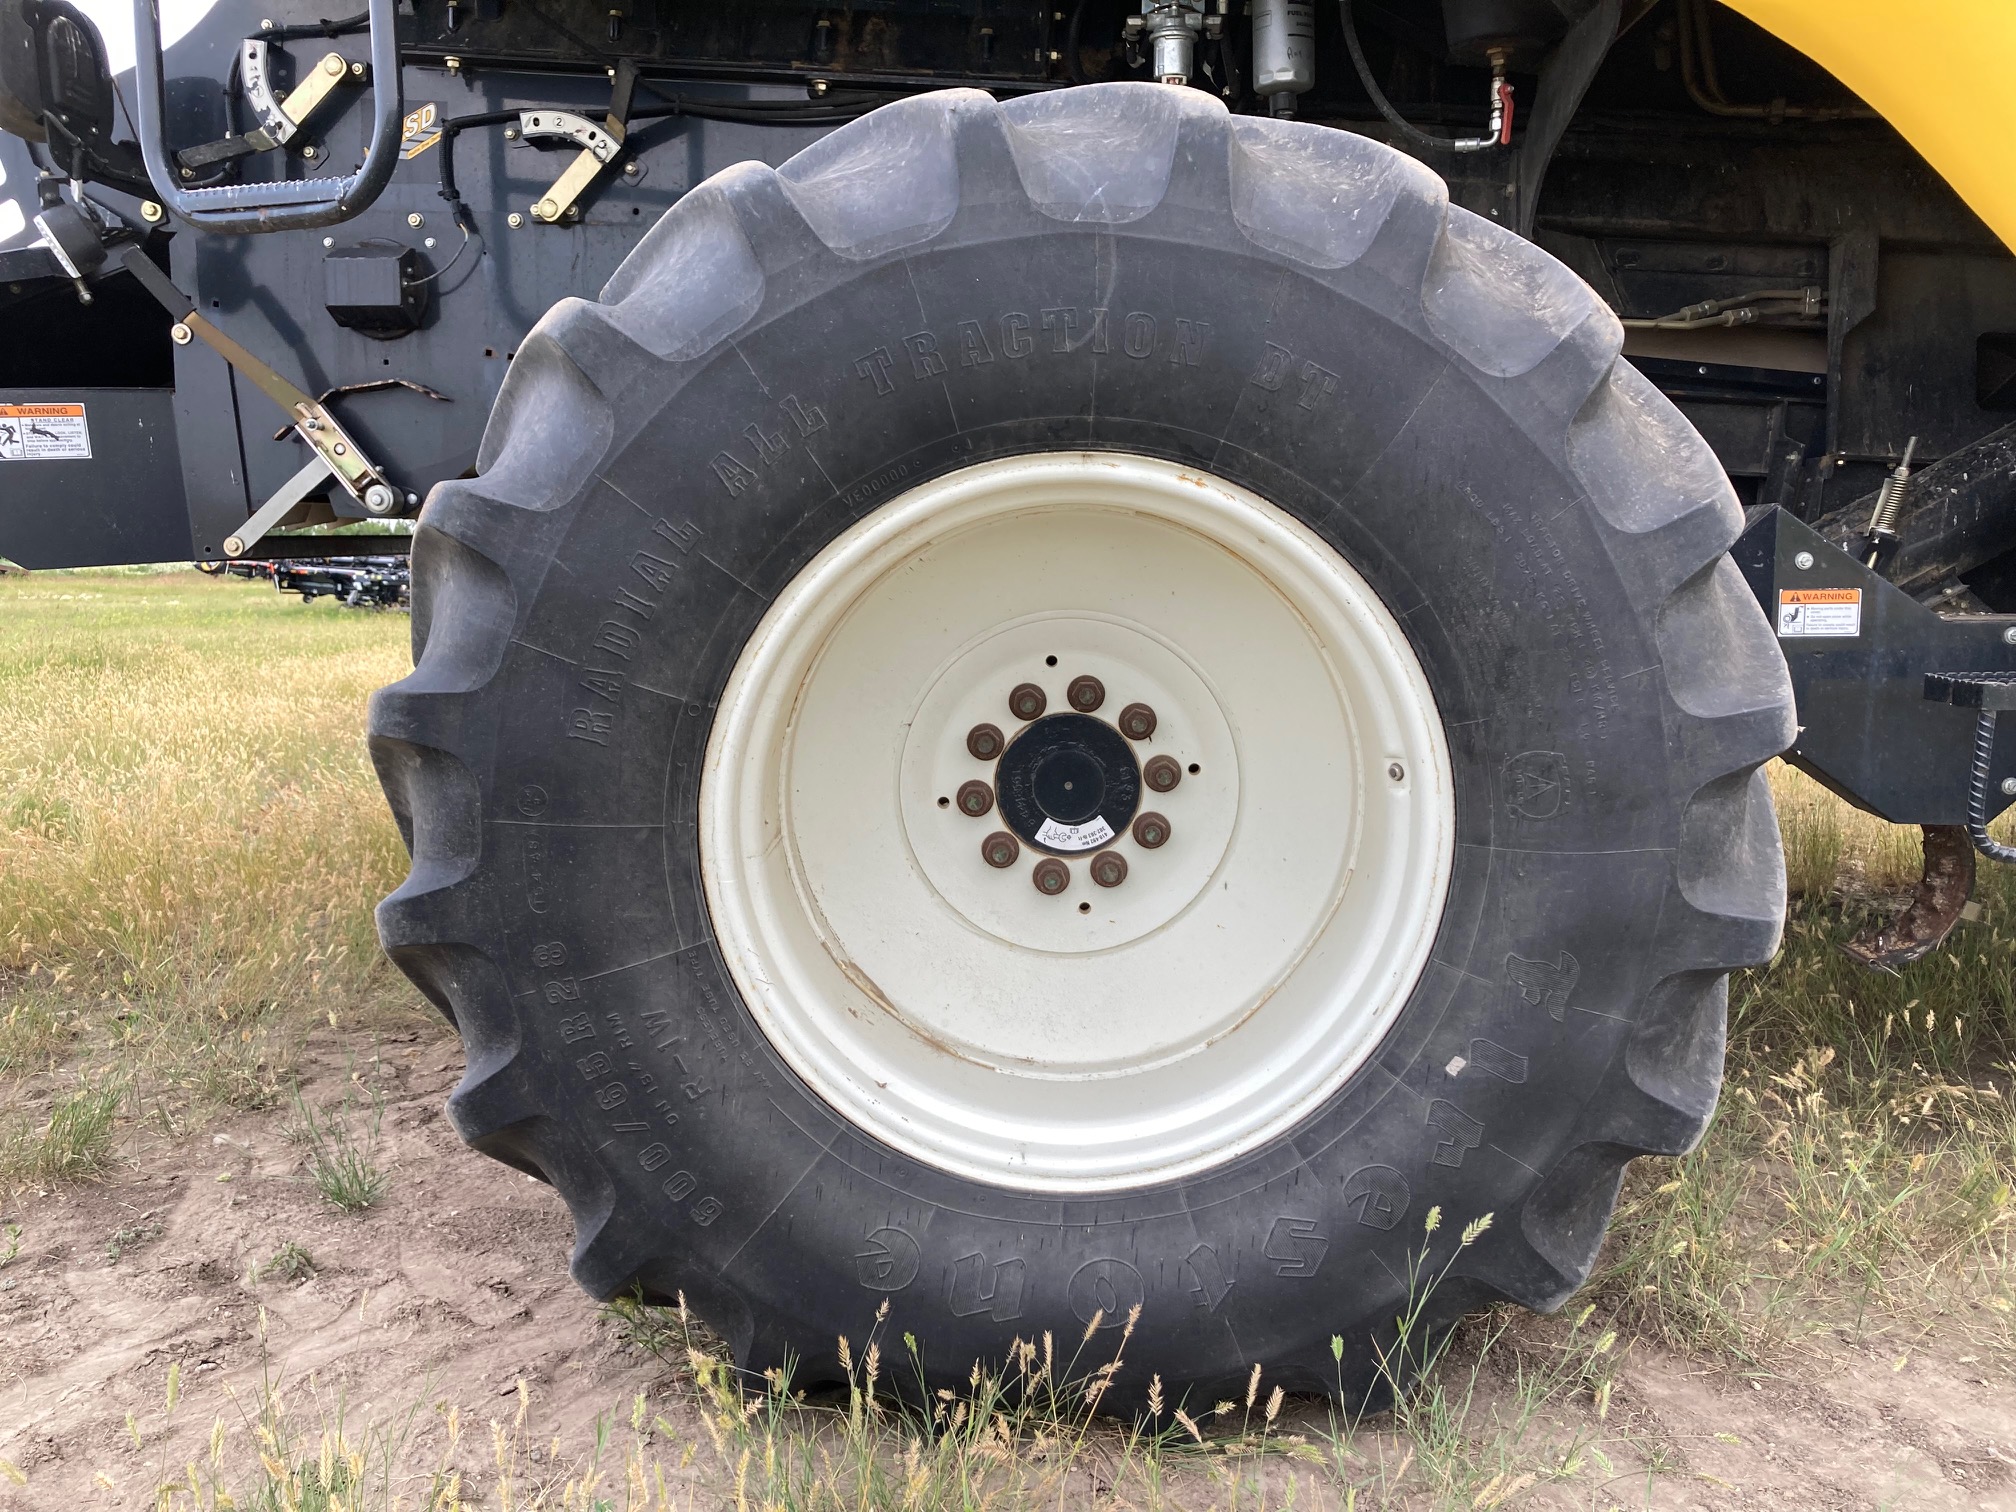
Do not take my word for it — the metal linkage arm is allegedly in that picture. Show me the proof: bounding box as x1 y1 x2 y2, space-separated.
129 0 402 231
121 246 403 553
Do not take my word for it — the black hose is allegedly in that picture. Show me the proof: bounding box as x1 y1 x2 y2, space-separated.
434 106 524 226
1216 19 1245 110
1064 0 1092 85
433 92 886 227
254 9 371 42
1338 0 1472 151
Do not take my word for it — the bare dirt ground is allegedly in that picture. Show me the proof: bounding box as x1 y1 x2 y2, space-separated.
4 1021 2011 1512
0 1025 677 1509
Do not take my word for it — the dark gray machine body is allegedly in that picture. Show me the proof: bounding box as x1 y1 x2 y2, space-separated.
0 23 843 565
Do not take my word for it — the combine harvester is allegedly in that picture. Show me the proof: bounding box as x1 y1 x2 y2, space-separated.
2 0 2011 1403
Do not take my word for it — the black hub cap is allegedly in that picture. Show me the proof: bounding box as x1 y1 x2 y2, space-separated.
995 713 1141 854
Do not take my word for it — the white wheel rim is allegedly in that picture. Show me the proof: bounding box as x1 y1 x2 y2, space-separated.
702 453 1455 1191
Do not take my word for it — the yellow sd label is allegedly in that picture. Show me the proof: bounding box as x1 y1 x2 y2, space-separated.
400 102 442 160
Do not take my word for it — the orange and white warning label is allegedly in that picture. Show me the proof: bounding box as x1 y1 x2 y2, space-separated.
0 402 91 461
1778 586 1861 637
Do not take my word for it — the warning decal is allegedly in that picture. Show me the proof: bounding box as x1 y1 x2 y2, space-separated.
1778 586 1862 638
0 402 92 461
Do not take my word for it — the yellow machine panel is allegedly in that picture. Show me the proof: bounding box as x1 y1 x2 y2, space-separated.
1722 0 2016 251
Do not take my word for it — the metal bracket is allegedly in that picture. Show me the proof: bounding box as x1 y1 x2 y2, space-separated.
241 38 296 146
524 109 625 223
182 46 363 169
119 245 403 552
279 49 360 137
519 109 622 163
524 63 636 224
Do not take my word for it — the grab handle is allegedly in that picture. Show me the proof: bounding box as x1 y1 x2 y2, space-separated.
130 0 402 232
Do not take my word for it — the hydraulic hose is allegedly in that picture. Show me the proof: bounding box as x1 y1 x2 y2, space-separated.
1968 711 2016 864
1338 0 1510 152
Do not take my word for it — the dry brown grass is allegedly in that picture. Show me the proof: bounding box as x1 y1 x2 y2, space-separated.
0 570 416 1179
1596 764 2016 1358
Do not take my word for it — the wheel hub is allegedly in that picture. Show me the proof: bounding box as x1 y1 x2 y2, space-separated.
900 614 1237 951
997 713 1139 852
702 453 1455 1189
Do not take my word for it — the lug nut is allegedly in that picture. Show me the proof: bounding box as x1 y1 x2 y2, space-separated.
1144 754 1182 793
982 831 1021 868
1132 812 1171 849
1067 674 1105 712
1032 857 1071 895
1009 683 1047 721
1089 850 1129 888
957 780 994 817
1118 702 1157 740
966 722 1004 761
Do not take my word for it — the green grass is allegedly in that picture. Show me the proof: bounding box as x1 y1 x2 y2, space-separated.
253 1240 318 1283
291 1079 390 1213
0 1075 123 1185
105 1215 164 1262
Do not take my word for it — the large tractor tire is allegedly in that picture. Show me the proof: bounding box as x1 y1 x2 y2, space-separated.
370 83 1793 1406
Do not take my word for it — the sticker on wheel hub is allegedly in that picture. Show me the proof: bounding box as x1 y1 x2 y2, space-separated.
0 402 91 460
1034 815 1115 851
